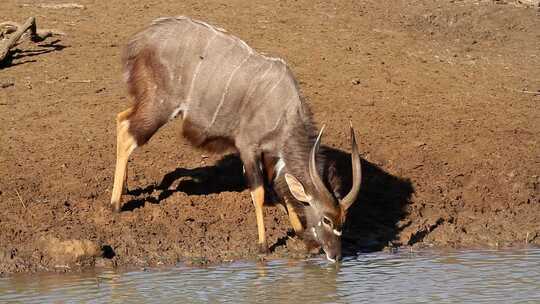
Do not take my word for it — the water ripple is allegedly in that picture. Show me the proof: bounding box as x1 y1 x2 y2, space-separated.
1 248 539 303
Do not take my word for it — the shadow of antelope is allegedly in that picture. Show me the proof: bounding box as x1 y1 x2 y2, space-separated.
0 40 66 69
121 147 414 256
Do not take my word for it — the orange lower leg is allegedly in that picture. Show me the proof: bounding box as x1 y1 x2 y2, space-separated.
111 108 136 212
250 186 268 253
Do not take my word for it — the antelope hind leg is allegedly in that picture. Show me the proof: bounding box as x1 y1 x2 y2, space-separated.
110 107 137 212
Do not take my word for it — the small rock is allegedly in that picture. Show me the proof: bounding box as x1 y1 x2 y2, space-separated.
1 81 14 89
358 101 375 106
40 236 100 266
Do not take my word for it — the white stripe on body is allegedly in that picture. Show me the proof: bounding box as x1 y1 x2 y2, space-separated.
185 31 218 105
274 157 286 179
182 27 238 118
167 21 194 107
169 104 188 121
257 63 287 104
157 25 177 85
241 62 274 105
150 16 293 129
176 16 284 64
207 52 253 129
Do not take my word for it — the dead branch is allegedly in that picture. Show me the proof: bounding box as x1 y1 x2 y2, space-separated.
15 189 26 209
518 90 540 95
0 21 20 36
0 17 64 63
21 3 85 9
506 87 540 96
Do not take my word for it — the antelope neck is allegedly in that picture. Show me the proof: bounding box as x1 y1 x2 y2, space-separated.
279 130 318 191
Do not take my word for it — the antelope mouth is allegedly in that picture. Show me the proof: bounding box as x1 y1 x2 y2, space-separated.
325 253 337 263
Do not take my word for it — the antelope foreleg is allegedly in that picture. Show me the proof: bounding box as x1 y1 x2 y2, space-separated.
241 150 269 254
250 186 268 254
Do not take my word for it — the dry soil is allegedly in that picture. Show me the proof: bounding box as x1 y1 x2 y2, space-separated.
0 0 539 274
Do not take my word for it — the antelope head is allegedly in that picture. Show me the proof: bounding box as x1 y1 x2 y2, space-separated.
284 126 362 262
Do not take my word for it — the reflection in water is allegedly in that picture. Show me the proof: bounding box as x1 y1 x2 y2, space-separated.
1 249 539 303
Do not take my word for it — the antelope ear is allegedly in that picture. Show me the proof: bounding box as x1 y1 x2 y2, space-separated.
285 173 311 202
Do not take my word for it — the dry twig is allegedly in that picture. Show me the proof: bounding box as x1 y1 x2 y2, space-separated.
15 189 26 209
0 17 64 63
503 86 540 96
21 3 85 9
518 90 540 95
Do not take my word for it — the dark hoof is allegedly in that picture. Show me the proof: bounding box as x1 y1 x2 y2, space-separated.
258 243 269 255
111 202 121 213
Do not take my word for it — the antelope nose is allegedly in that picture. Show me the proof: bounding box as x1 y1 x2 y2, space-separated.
325 252 342 263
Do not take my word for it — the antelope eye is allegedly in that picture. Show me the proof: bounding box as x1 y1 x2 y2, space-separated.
322 216 332 227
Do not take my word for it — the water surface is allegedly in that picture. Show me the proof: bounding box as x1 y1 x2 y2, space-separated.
1 249 539 303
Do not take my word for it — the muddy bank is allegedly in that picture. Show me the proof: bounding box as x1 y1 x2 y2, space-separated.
0 0 539 274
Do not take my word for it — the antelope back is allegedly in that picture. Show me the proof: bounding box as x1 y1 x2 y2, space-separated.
123 17 304 150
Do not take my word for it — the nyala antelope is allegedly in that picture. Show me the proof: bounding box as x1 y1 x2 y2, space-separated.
111 17 362 262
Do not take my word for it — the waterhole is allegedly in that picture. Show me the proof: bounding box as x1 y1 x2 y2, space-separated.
1 249 539 303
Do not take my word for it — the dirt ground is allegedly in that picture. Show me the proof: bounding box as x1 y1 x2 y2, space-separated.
0 0 539 274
